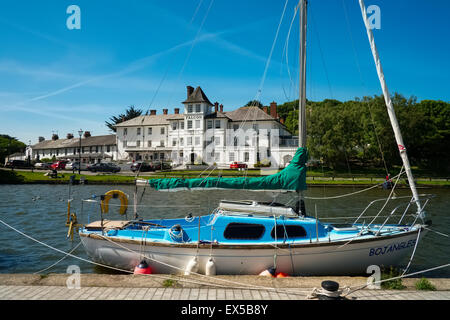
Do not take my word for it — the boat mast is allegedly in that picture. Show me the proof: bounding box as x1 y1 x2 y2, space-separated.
298 0 307 148
358 0 423 215
297 0 308 216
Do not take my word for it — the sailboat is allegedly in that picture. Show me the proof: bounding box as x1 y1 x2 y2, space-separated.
71 0 430 276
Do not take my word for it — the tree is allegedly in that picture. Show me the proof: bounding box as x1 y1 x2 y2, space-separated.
105 106 143 132
0 135 26 164
245 100 263 108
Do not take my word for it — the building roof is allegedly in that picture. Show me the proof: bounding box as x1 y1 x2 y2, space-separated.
114 115 172 127
32 135 116 149
182 86 213 106
225 106 277 122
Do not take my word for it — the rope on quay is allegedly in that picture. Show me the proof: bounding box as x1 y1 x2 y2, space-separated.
0 217 311 295
2 216 449 299
33 241 82 274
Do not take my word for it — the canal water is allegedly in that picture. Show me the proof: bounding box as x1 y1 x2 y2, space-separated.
0 184 448 277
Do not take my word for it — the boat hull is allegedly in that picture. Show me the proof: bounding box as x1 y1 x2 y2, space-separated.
79 228 425 276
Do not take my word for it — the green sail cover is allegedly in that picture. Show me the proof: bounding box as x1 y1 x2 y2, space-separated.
147 147 308 192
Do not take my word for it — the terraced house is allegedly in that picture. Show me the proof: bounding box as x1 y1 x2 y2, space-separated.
115 86 298 168
27 133 117 164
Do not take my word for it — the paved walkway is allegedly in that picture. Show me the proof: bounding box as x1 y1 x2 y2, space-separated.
0 285 449 300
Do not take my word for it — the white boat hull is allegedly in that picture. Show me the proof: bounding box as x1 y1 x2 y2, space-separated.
80 228 425 276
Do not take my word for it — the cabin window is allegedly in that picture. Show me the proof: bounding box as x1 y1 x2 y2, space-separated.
271 225 307 239
224 223 265 240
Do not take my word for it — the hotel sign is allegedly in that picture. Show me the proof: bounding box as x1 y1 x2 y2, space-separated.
186 115 203 120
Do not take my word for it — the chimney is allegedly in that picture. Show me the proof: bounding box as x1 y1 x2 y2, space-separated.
214 102 219 112
219 104 223 112
186 86 194 98
38 136 45 142
163 109 168 115
52 134 59 141
270 101 278 119
66 133 74 139
263 106 269 114
83 131 91 138
174 108 179 114
150 110 156 115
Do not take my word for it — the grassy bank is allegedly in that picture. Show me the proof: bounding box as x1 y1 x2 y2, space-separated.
1 168 448 187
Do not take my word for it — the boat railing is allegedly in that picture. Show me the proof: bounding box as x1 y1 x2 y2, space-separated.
352 194 434 228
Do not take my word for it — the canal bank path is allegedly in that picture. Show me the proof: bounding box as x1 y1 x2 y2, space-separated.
0 274 449 300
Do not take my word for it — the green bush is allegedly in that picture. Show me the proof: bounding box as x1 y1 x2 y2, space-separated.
381 266 406 290
415 277 436 291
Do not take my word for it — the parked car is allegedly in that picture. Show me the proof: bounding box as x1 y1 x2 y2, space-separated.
87 162 121 173
131 162 154 172
5 160 33 169
34 162 52 170
65 162 88 171
229 161 248 169
50 160 68 170
151 162 172 171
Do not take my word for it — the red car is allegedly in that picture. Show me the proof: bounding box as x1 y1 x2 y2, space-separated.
51 161 68 170
229 161 248 169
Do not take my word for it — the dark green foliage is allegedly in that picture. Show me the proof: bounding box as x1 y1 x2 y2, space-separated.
105 105 143 132
277 94 450 173
0 134 27 164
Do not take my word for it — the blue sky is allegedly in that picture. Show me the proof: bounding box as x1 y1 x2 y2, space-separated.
0 0 449 144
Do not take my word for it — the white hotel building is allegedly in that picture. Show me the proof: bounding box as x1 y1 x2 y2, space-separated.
115 86 298 168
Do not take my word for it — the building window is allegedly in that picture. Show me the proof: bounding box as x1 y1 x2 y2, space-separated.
187 120 192 129
187 137 192 146
172 138 177 146
180 138 184 146
195 104 201 113
123 141 127 148
181 121 184 130
233 124 239 131
215 120 221 129
107 145 111 152
172 122 177 130
161 127 165 135
160 140 165 147
215 137 220 146
229 152 235 162
224 223 265 240
147 140 152 147
234 137 238 147
148 127 152 135
244 152 249 162
207 120 213 129
137 140 141 147
252 124 259 133
195 136 200 146
160 153 165 160
195 120 200 129
124 128 128 136
137 128 141 135
271 225 307 239
187 105 193 113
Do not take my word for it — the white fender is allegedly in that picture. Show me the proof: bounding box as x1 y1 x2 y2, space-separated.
184 256 199 275
205 257 216 276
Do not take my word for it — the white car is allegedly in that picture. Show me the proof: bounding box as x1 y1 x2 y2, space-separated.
34 162 51 170
65 162 88 171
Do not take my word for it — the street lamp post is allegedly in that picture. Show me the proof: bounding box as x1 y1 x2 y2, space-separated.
78 129 83 174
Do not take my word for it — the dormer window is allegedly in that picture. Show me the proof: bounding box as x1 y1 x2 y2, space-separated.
187 105 193 113
195 104 201 113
